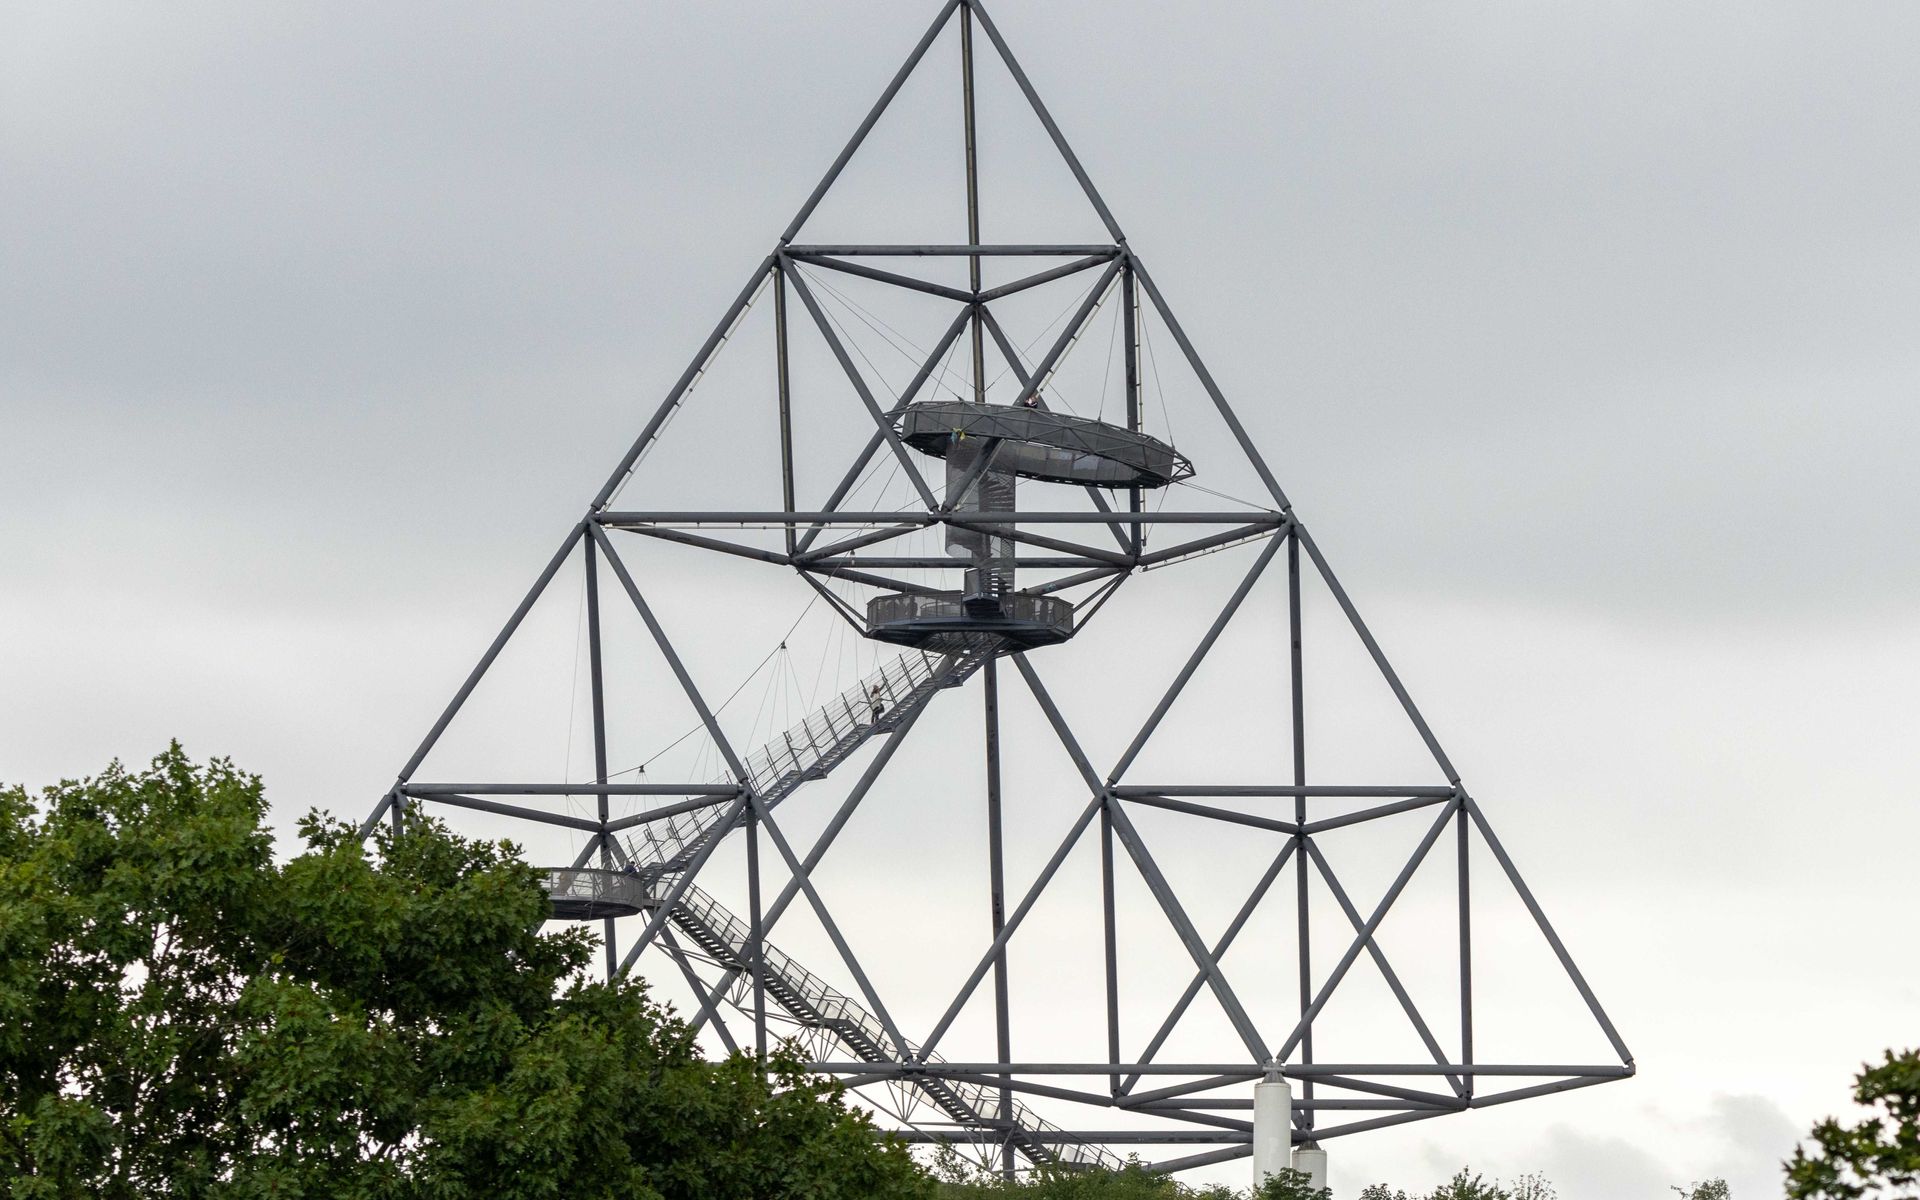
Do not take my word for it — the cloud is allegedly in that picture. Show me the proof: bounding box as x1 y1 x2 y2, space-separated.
1397 1094 1798 1200
1698 1093 1800 1197
1419 1125 1671 1200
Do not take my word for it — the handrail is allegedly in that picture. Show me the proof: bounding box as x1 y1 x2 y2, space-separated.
625 647 958 870
624 635 1112 1168
672 882 1123 1171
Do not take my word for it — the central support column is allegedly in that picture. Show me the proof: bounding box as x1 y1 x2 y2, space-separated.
1252 1061 1293 1189
961 1 986 405
984 658 1014 1179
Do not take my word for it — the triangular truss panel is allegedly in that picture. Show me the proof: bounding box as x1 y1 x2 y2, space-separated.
366 0 1632 1178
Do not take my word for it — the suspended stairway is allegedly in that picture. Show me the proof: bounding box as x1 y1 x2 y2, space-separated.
623 637 994 875
601 636 1120 1171
668 881 1124 1172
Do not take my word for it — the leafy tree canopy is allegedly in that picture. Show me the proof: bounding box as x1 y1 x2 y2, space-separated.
931 1155 1325 1199
1788 1049 1920 1200
1425 1170 1512 1200
0 746 930 1199
1359 1169 1557 1200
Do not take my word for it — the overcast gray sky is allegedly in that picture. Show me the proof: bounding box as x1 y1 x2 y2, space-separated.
5 3 1919 1196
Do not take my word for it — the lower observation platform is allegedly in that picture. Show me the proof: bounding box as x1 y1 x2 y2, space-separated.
866 591 1074 650
543 868 649 920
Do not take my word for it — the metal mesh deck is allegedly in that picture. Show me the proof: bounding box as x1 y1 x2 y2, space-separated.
899 400 1191 487
543 868 650 920
866 592 1074 649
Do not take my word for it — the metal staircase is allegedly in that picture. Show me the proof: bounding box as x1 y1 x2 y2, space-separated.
669 882 1124 1172
624 638 994 874
625 636 1123 1172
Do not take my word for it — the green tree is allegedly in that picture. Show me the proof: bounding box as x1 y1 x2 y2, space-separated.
929 1155 1323 1199
932 1154 1214 1198
1253 1168 1331 1200
1358 1186 1413 1200
0 746 930 1199
1787 1049 1920 1200
1508 1172 1556 1200
1426 1169 1512 1200
1672 1182 1730 1200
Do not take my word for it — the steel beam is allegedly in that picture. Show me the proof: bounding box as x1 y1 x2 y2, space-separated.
394 523 584 784
589 523 750 782
968 0 1126 244
749 791 914 1058
417 793 603 834
402 782 740 796
592 259 775 510
1296 523 1460 784
794 306 972 554
915 793 1104 1060
978 252 1116 301
1466 796 1633 1065
601 510 1284 525
787 244 1117 257
802 254 974 303
982 659 1015 1170
1108 532 1283 782
1305 838 1464 1097
1106 798 1269 1062
687 695 937 1032
1120 839 1298 1094
782 260 939 508
1272 801 1459 1061
1128 255 1291 510
779 1 962 244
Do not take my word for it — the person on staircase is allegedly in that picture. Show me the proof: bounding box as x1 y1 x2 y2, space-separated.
869 683 886 722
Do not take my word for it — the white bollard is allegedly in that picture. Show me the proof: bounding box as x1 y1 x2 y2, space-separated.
1292 1145 1328 1194
1252 1066 1292 1189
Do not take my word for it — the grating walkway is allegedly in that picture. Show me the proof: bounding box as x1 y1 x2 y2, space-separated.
623 636 1122 1172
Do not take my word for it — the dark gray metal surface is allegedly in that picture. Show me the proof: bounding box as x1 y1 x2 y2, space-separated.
900 400 1191 487
365 0 1632 1176
544 868 649 920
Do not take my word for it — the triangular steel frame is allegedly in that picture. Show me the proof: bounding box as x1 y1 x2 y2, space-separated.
363 0 1633 1178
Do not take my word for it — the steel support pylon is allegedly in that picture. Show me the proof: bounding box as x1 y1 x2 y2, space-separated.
363 0 1633 1176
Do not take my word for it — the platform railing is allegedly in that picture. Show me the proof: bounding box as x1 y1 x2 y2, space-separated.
625 647 955 871
673 881 1123 1171
736 647 942 794
620 637 1112 1169
543 867 649 914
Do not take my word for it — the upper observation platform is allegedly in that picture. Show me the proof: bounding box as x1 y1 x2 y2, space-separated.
898 401 1192 488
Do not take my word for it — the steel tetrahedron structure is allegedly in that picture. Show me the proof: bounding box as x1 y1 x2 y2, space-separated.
364 0 1633 1177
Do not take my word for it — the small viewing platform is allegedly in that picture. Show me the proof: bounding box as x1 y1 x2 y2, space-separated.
865 591 1073 650
542 868 650 920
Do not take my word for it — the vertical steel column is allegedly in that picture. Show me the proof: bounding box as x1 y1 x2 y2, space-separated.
968 0 1128 245
1123 261 1142 556
1289 527 1312 1128
395 524 585 783
779 1 961 245
983 659 1014 1179
961 4 987 407
1101 794 1122 1094
773 263 797 554
585 537 615 977
748 808 768 1063
357 791 396 841
1457 803 1474 1096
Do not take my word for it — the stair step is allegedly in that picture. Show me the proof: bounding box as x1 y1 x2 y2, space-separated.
632 641 1120 1171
